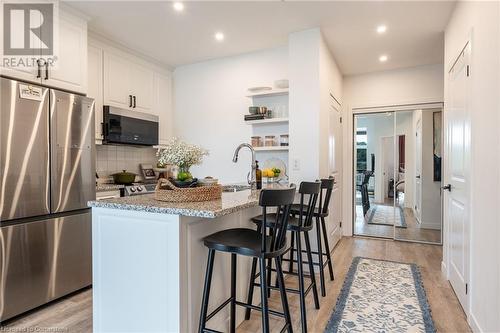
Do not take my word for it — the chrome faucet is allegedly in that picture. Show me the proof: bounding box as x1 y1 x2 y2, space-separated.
232 143 257 190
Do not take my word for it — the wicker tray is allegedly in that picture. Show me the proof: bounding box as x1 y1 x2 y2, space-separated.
154 178 222 202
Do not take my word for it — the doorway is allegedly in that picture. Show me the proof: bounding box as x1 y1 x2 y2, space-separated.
352 109 443 244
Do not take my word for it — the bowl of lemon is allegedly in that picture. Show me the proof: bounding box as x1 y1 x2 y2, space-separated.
262 167 282 183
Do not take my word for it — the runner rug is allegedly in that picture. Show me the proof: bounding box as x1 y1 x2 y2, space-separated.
325 257 435 333
367 204 407 228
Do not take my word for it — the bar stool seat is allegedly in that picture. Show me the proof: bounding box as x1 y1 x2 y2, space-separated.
290 204 328 217
203 228 285 258
251 214 312 232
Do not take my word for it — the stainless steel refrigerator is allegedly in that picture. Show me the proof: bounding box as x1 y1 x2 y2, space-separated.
0 77 95 322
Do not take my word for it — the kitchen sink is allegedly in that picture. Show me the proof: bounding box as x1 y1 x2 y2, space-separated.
222 184 251 192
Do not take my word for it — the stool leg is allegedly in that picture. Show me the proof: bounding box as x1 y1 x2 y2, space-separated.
230 253 237 333
315 216 326 297
321 217 335 280
304 231 320 310
295 231 308 333
275 256 293 333
199 249 215 333
259 256 270 333
288 232 295 273
244 257 258 320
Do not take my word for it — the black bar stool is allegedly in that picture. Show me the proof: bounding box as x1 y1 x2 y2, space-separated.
287 177 335 297
247 181 321 333
198 186 296 333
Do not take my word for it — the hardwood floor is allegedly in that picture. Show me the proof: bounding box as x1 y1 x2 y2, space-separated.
2 237 470 333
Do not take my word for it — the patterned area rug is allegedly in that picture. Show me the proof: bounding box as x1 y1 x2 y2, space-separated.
367 204 407 228
325 257 435 333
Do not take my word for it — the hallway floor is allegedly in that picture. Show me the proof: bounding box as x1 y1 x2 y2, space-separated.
2 238 470 333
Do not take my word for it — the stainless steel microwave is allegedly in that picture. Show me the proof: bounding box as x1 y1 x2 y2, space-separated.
103 106 159 146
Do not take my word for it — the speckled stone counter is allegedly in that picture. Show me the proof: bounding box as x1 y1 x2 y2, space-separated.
88 190 260 218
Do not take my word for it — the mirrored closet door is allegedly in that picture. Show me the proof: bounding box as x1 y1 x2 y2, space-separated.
353 109 443 244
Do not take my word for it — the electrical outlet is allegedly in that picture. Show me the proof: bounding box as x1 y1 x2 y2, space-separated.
292 158 300 171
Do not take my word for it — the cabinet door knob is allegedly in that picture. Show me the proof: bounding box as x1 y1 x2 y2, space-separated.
133 95 136 108
129 95 133 108
44 61 49 80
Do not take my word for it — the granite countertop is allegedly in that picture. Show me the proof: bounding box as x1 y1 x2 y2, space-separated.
88 183 289 218
88 190 259 218
96 183 125 192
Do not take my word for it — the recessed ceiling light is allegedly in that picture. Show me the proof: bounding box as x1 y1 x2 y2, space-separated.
376 25 387 34
379 55 388 62
173 2 184 12
214 32 225 42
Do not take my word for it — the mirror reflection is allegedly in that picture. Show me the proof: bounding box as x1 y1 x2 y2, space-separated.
353 109 442 244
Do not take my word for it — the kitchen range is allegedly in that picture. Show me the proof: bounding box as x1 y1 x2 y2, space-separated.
0 78 95 322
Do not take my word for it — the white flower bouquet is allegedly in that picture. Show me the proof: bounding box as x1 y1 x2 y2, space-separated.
156 138 209 180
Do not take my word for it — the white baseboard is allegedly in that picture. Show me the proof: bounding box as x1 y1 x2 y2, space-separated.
441 261 447 278
469 311 483 333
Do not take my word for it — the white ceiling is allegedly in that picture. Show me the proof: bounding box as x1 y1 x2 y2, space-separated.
69 1 455 75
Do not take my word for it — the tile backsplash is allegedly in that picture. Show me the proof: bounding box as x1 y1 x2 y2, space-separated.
96 145 158 179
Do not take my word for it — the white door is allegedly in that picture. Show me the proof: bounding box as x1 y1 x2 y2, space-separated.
45 12 87 94
381 136 394 201
415 118 423 222
328 101 343 248
104 52 132 109
445 42 471 311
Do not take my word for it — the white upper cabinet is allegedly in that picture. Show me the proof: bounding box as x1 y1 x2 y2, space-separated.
103 51 154 113
0 9 88 94
88 44 104 143
130 64 154 112
104 52 132 108
154 73 173 145
45 11 88 94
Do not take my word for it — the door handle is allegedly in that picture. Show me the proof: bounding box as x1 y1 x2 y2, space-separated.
44 62 49 80
416 175 421 179
441 184 452 192
133 95 136 108
129 95 133 108
36 59 42 78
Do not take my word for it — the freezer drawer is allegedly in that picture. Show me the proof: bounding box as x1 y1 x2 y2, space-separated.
0 211 92 322
0 78 50 221
50 90 95 213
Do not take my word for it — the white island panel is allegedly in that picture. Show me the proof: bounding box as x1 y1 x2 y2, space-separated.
92 207 181 333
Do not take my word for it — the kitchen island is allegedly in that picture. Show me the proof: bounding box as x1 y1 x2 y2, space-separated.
88 188 269 333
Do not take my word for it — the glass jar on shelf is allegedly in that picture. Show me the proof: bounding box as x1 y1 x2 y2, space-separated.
264 135 276 147
251 136 262 147
280 134 289 146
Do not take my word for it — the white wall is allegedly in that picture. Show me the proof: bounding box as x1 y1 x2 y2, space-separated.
288 28 343 184
344 64 444 108
342 64 445 236
173 46 288 183
444 2 500 332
